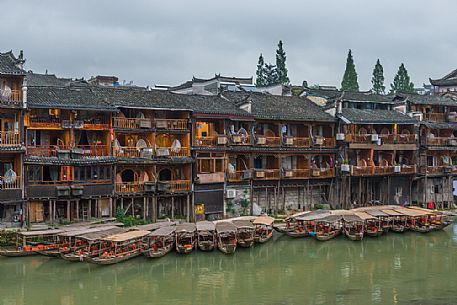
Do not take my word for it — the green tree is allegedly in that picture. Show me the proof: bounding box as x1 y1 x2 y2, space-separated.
275 40 290 85
264 63 279 85
371 59 385 94
341 49 359 92
390 63 415 94
255 53 267 86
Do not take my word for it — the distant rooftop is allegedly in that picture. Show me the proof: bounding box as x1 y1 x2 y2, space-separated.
430 69 457 87
0 51 25 76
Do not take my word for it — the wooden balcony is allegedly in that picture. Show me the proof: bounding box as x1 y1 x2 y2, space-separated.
379 134 396 144
351 165 416 176
227 170 252 182
283 136 310 147
158 180 191 192
314 137 335 148
112 117 153 129
311 168 334 178
0 131 20 146
396 134 416 144
230 134 251 145
29 118 62 129
155 119 188 130
82 118 110 130
114 146 142 158
398 165 416 174
26 145 70 157
282 169 310 179
116 182 144 193
253 169 280 180
351 166 373 176
424 166 446 175
0 89 21 104
424 113 447 122
194 135 228 147
256 136 281 146
426 137 457 146
0 175 21 189
158 147 190 157
75 145 110 157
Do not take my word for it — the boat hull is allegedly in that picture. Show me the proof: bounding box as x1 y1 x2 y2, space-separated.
315 230 340 241
411 226 432 233
0 248 36 257
286 230 308 238
218 243 236 254
391 225 405 233
144 244 174 258
254 232 273 243
344 230 363 241
60 252 86 262
272 223 292 233
197 241 215 251
87 252 141 265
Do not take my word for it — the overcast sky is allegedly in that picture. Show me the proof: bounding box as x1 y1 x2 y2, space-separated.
2 0 456 90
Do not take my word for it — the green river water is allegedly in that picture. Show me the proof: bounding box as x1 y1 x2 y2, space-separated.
1 225 457 305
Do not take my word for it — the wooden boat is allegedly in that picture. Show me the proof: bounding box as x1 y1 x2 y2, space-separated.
366 209 391 233
232 219 255 248
253 215 275 243
342 214 364 241
382 209 407 233
196 221 216 251
143 226 176 258
175 223 197 254
60 227 125 262
272 222 292 233
353 211 382 237
132 220 178 232
215 222 237 254
86 230 149 265
396 207 433 233
313 215 342 241
288 210 330 238
0 229 63 257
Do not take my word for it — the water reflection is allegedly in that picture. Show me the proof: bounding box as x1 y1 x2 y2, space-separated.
0 225 456 305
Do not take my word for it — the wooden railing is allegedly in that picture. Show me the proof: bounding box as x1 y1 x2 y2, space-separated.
282 169 310 179
351 166 373 176
112 117 153 129
256 136 281 146
425 166 446 175
0 131 20 146
155 119 188 130
424 113 447 122
76 145 110 157
195 136 217 146
113 146 142 158
26 145 70 157
427 137 450 146
253 169 280 180
346 133 416 144
399 165 416 174
314 137 336 148
379 134 396 144
345 134 374 143
227 170 251 182
116 182 144 193
82 119 110 130
0 89 21 103
283 136 310 147
230 134 251 145
0 176 21 189
311 168 334 178
351 165 416 176
29 118 62 129
373 166 394 175
158 147 190 157
168 180 191 192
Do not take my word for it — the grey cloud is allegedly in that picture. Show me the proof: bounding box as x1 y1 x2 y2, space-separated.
2 0 456 89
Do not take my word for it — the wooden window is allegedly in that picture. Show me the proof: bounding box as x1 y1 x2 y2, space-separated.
61 166 74 181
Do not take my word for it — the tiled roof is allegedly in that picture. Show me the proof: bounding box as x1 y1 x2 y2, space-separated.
0 51 25 75
223 92 335 122
338 91 395 104
396 94 457 107
430 69 457 86
340 108 417 124
26 72 72 87
423 121 457 130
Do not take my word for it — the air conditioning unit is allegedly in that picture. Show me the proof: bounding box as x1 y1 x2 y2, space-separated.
256 171 265 178
139 119 152 128
285 137 294 145
217 136 227 145
242 170 252 180
341 164 351 172
257 136 266 145
284 170 294 177
144 182 156 193
61 120 72 128
155 120 168 129
371 134 379 142
394 165 401 173
74 120 84 129
156 148 170 156
226 189 236 199
56 186 71 197
157 181 171 192
315 137 324 145
140 148 154 158
71 185 84 196
336 133 345 141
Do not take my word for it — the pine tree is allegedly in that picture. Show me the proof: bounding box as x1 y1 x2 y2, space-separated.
340 49 359 92
255 54 267 86
390 63 415 94
371 59 385 94
264 63 279 85
275 40 290 85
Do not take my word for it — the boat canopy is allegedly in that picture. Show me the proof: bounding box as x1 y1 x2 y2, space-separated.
78 228 126 241
295 210 330 221
229 216 257 222
58 226 119 238
176 223 197 233
342 214 364 222
381 209 404 216
150 226 176 237
253 215 275 226
395 208 429 217
232 219 255 229
316 215 342 223
353 211 377 220
103 230 150 242
330 210 355 216
196 221 215 231
134 221 177 232
20 229 64 236
366 210 389 217
215 222 237 233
